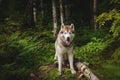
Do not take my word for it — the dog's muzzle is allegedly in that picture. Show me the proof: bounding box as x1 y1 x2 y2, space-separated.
66 37 71 46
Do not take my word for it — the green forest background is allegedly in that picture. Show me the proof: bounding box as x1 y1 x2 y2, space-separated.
0 0 120 80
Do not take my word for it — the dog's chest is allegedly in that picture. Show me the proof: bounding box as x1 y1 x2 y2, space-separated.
58 45 73 54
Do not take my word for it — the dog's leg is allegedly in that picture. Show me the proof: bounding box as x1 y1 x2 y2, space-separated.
57 54 63 75
54 52 57 60
68 53 76 74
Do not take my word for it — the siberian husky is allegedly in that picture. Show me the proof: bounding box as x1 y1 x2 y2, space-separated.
54 23 76 75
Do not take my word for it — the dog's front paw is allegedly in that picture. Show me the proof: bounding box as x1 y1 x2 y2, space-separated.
71 70 76 74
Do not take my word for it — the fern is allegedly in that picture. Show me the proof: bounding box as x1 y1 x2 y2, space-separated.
97 9 120 38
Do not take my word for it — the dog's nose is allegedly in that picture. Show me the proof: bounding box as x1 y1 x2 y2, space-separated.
67 37 70 41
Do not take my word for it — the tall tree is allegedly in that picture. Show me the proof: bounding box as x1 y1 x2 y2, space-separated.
52 0 58 36
59 0 64 24
64 0 71 24
30 0 36 28
93 0 97 31
40 0 44 18
33 1 37 22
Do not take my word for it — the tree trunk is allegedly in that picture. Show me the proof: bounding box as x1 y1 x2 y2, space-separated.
30 0 35 28
40 0 44 18
33 1 37 23
64 1 71 25
59 0 64 24
93 0 97 31
31 0 35 28
52 0 58 36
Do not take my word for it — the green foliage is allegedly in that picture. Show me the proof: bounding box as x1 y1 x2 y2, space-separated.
0 17 21 34
76 38 108 63
45 69 58 80
46 69 75 80
95 9 120 66
75 27 107 46
0 29 55 80
97 9 120 38
0 0 120 79
101 64 120 80
75 28 112 64
111 47 120 63
79 38 107 54
110 0 120 4
39 66 76 80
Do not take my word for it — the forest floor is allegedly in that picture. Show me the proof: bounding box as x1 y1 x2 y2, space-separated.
30 60 101 80
30 64 56 80
30 63 84 80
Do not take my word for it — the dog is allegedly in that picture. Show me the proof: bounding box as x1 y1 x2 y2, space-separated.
54 23 76 75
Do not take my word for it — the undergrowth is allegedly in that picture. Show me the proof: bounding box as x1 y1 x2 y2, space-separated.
0 28 55 80
0 19 120 79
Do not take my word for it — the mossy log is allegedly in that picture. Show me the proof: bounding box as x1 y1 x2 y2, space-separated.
75 61 99 80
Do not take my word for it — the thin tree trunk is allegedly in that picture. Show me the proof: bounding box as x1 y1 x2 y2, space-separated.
52 0 58 36
65 5 71 24
31 0 35 28
33 1 36 22
93 0 97 31
64 0 71 24
40 0 44 18
59 0 64 24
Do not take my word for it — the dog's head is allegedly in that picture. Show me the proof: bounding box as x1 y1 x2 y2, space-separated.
59 23 75 46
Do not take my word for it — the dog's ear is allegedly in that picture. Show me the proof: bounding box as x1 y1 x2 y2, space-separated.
70 23 75 30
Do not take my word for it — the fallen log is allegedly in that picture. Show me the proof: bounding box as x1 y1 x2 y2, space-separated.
54 58 100 80
75 61 99 80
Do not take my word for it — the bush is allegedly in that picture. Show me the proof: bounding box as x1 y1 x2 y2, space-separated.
97 9 120 38
0 30 55 80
